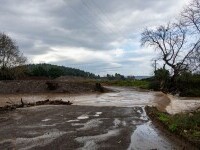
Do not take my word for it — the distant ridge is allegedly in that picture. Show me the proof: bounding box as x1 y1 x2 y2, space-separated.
24 63 99 79
134 76 151 80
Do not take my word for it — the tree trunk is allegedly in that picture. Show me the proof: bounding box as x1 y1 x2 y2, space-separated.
170 69 179 94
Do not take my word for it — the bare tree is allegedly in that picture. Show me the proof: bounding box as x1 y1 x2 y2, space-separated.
0 33 26 69
141 22 200 81
182 0 200 34
181 0 200 72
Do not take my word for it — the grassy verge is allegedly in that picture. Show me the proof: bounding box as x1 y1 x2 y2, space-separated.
100 80 150 89
145 106 200 148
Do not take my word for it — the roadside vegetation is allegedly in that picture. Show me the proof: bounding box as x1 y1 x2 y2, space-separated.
146 106 200 148
148 69 200 96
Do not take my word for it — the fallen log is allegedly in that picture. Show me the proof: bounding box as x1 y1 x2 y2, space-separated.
0 99 72 113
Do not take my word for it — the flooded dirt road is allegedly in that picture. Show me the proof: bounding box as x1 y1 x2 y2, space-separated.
0 86 199 149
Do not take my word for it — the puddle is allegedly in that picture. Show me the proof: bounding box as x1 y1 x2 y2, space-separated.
67 120 79 123
71 123 84 127
128 122 185 150
42 119 51 122
77 115 89 120
41 124 56 127
94 112 102 117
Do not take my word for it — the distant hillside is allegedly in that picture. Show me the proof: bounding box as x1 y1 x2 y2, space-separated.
24 63 99 79
135 76 152 80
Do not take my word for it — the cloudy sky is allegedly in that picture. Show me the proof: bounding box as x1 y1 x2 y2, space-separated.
0 0 190 76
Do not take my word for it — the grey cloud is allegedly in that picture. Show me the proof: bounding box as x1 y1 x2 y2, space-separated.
0 0 189 75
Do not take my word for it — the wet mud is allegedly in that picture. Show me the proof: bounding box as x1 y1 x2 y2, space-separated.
0 105 189 150
0 86 200 149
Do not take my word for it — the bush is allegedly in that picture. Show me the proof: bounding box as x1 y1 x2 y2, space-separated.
149 80 160 91
177 73 200 97
0 68 14 80
46 82 59 90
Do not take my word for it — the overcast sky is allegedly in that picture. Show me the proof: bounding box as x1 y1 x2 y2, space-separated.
0 0 190 76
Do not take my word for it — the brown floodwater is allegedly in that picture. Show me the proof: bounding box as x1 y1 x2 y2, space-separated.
166 94 200 114
1 86 199 114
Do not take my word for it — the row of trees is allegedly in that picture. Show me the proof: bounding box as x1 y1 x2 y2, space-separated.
105 73 126 80
141 0 200 94
26 64 98 79
0 63 99 80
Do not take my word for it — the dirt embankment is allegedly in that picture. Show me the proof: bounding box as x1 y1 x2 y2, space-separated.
0 80 106 94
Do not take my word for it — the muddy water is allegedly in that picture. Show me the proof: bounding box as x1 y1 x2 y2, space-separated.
166 94 200 114
0 86 200 149
1 86 199 114
0 87 164 107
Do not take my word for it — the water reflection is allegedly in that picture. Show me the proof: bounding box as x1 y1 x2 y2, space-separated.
128 122 185 150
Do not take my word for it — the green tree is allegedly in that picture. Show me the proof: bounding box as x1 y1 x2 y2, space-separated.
48 67 64 78
154 68 170 91
32 66 48 77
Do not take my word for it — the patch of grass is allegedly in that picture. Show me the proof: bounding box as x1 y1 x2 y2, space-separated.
157 112 170 122
101 80 150 89
169 123 178 132
148 106 200 146
156 111 200 134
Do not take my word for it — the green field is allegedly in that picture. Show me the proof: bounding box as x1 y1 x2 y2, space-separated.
101 80 150 89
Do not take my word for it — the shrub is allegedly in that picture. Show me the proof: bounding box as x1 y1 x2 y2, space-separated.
46 81 59 90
